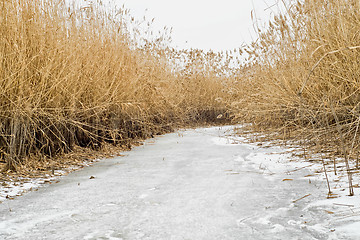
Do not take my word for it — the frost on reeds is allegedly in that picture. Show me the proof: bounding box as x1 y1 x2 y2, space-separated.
231 0 360 195
0 0 236 172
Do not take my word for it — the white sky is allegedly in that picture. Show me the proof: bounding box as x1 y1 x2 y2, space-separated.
113 0 279 51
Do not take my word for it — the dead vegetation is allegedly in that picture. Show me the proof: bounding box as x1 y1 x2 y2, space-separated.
0 0 234 174
231 0 360 195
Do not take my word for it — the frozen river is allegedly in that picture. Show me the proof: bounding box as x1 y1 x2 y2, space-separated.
0 126 358 239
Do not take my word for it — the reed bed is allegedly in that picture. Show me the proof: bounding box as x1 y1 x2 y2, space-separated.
231 0 360 194
0 0 233 172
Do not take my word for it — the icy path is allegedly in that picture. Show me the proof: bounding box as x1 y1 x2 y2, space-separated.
0 126 357 239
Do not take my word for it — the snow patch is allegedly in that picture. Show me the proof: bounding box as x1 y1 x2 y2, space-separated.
270 224 286 233
211 136 243 146
84 230 124 240
337 222 360 238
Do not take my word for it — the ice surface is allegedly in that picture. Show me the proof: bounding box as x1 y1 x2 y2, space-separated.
0 126 358 239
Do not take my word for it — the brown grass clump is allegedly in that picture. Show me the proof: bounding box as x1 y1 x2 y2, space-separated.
231 0 360 194
0 0 234 173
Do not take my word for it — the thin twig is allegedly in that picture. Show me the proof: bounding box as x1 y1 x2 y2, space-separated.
330 101 354 196
293 194 311 203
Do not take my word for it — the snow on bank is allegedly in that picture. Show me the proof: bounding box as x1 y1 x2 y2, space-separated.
0 162 99 203
0 173 63 202
212 126 360 239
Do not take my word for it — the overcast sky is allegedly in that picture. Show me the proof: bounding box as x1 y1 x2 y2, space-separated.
112 0 279 51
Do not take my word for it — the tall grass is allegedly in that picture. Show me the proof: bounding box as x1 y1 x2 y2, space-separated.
0 0 233 172
231 0 360 193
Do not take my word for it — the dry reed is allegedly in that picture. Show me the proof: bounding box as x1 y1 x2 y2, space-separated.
231 0 360 195
0 0 234 172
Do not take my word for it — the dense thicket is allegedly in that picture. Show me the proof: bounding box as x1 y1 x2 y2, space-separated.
0 0 234 171
232 0 360 160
